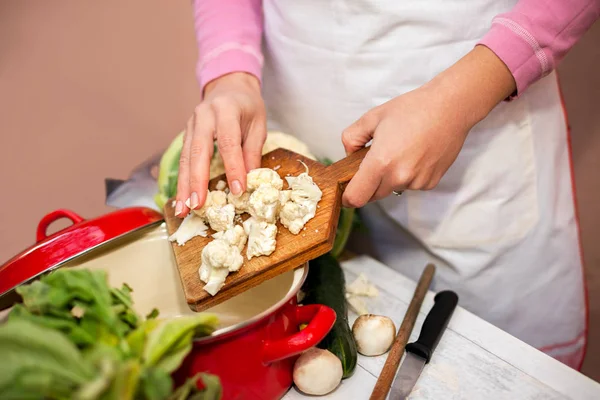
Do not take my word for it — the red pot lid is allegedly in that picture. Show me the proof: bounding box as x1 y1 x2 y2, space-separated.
0 207 163 307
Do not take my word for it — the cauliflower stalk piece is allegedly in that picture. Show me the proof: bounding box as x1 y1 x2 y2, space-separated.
168 213 208 246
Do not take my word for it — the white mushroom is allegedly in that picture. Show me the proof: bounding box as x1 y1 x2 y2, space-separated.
352 314 396 356
293 348 343 395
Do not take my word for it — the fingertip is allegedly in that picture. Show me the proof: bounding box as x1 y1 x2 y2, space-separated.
230 179 244 196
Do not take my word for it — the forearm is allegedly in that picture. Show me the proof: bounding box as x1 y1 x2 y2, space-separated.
478 0 600 98
193 0 264 94
427 45 516 127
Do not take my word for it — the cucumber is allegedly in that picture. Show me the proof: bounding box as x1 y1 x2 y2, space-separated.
301 253 358 379
331 207 355 259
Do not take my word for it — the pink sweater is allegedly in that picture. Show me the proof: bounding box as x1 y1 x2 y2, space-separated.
193 0 600 98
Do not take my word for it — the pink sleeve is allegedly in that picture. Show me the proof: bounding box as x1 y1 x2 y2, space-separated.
478 0 600 98
192 0 264 93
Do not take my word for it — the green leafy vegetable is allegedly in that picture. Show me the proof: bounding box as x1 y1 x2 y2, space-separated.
155 131 185 209
0 268 222 400
143 314 219 373
0 319 95 397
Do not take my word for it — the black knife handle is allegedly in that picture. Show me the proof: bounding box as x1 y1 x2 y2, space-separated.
405 290 458 363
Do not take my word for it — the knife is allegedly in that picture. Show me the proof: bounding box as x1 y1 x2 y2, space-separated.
389 290 459 399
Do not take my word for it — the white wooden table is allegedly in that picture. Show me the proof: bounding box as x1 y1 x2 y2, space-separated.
283 255 600 400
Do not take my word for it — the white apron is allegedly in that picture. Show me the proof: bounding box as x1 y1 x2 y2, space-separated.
260 0 587 368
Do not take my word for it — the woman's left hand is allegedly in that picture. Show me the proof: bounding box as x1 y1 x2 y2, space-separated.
341 45 516 208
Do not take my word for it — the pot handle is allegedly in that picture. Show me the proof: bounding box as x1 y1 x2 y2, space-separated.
262 304 336 364
36 209 85 242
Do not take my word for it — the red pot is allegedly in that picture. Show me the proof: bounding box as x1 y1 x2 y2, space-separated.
174 269 334 400
0 208 336 399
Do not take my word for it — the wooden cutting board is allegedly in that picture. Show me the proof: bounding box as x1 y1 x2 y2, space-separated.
164 147 368 312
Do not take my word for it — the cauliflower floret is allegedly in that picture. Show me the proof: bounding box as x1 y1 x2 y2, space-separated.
248 184 281 223
199 238 244 296
279 172 323 234
212 225 247 252
279 201 311 235
243 217 278 259
168 213 208 245
191 190 227 219
201 239 244 272
206 203 235 232
227 191 250 214
247 168 283 191
279 190 292 205
285 173 322 209
216 180 227 191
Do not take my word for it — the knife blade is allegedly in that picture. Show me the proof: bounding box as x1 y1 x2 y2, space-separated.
389 290 459 399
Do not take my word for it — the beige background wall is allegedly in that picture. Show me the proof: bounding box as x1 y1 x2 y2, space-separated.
1 1 598 381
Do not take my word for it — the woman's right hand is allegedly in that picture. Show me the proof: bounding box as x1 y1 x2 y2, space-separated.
175 72 267 217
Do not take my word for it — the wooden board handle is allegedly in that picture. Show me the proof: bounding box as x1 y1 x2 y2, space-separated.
369 263 436 400
326 146 370 190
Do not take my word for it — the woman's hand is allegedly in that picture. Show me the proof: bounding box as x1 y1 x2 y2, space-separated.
175 72 266 217
341 45 516 208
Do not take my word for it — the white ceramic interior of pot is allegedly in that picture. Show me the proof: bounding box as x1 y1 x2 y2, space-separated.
41 222 306 334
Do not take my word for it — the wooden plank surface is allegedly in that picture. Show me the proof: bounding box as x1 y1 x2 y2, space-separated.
284 256 600 399
163 148 345 311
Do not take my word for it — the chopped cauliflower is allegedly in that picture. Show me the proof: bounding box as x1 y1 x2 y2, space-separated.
243 217 278 259
199 238 244 296
171 156 324 296
346 273 379 297
279 169 323 234
200 265 230 296
279 201 311 235
192 190 227 219
227 191 250 214
168 213 208 246
279 190 292 205
216 180 227 191
201 239 244 272
206 203 235 232
346 293 369 315
248 184 281 223
212 225 247 252
286 172 322 208
247 168 283 191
